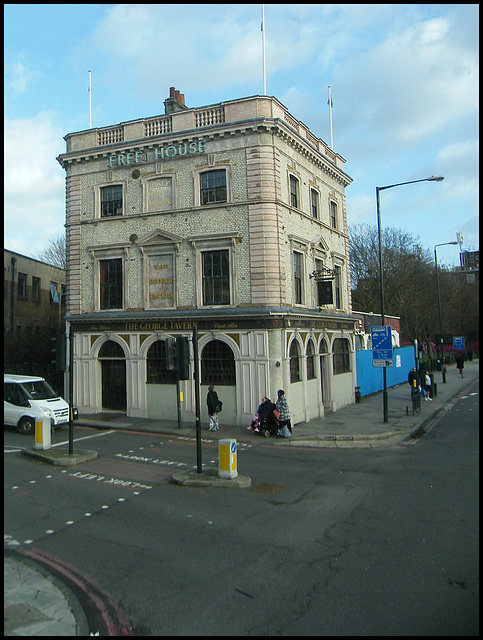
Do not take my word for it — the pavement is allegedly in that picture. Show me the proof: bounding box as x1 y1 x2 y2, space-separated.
5 359 478 635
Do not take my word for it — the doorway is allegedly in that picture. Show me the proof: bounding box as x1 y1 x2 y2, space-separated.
99 341 127 411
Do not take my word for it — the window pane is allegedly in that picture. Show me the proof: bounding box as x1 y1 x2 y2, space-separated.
17 273 27 298
32 277 40 301
99 340 124 358
306 340 315 379
334 266 341 309
333 338 350 374
200 170 227 204
293 252 302 304
146 340 177 384
290 176 298 208
201 339 235 385
290 341 301 382
311 189 318 218
100 259 122 309
202 250 230 305
101 185 123 217
330 201 337 228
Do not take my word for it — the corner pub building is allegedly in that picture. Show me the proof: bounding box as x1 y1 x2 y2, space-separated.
57 88 357 427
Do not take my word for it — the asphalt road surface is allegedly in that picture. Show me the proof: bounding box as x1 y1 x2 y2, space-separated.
4 380 478 635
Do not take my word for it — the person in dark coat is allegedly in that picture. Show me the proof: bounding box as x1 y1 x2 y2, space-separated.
248 396 276 431
207 385 221 431
408 367 418 390
456 354 464 377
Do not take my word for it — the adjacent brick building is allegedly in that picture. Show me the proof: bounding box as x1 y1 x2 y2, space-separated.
4 249 65 334
57 89 357 426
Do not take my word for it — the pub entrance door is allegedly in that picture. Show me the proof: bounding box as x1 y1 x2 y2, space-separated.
99 341 127 411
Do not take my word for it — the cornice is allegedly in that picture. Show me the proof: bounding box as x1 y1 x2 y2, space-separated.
56 117 352 188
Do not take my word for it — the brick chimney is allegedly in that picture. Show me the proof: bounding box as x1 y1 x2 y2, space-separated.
164 87 187 114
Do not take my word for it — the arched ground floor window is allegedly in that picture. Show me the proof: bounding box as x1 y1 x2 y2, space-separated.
333 338 351 375
201 339 235 385
146 339 177 384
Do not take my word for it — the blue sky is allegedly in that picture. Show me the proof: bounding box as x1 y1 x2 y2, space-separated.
4 4 479 267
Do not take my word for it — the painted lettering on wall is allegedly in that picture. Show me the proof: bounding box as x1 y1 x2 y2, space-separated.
124 321 198 331
108 139 205 168
148 256 175 309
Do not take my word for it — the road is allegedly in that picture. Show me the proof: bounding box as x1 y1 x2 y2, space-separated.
4 380 479 635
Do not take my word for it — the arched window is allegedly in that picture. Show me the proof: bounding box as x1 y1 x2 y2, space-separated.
99 340 124 358
289 340 301 382
333 338 350 374
146 340 177 384
306 340 316 379
201 340 235 385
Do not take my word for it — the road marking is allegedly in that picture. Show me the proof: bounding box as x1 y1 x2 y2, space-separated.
51 430 117 447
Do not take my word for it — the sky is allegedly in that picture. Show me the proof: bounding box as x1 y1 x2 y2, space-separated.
4 4 479 267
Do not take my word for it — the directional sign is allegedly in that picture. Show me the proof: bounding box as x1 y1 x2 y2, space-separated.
371 326 393 367
453 336 465 351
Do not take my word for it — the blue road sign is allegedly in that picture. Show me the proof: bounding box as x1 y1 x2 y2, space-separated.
371 326 393 367
453 336 465 350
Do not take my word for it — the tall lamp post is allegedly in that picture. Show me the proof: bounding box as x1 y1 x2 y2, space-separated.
376 175 444 423
434 241 458 366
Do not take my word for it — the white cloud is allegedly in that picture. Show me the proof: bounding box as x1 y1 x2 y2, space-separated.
5 60 40 96
334 15 478 150
4 112 65 257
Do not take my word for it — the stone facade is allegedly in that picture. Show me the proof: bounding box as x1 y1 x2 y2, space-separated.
57 92 357 426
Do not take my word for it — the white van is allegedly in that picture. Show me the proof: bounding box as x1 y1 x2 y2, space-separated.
4 374 71 435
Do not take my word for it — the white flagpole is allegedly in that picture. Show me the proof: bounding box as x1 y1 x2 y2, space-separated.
262 5 266 95
328 85 333 149
327 84 334 151
88 70 92 129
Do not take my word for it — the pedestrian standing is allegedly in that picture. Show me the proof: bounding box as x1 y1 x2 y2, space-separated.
424 370 433 401
456 354 464 378
408 367 418 391
418 367 429 400
275 389 292 438
207 385 222 431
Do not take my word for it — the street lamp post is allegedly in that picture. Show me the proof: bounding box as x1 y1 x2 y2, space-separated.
376 175 444 423
434 241 458 370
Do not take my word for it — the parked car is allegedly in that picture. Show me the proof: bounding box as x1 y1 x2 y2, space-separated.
4 374 73 435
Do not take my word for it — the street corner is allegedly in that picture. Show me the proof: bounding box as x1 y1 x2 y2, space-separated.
171 466 251 488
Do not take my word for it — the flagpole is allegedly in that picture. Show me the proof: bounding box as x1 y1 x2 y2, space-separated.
262 5 266 95
88 70 92 129
328 85 333 149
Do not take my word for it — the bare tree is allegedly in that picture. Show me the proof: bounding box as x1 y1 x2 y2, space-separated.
349 223 437 344
35 233 66 270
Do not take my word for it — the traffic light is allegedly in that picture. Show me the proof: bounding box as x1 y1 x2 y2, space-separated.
57 333 66 372
165 337 177 370
177 336 190 380
50 333 66 371
50 336 57 366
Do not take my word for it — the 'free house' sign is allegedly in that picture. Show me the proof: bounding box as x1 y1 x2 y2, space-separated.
108 139 205 167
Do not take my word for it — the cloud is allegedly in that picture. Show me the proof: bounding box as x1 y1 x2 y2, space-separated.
4 112 65 257
5 60 40 96
333 15 478 153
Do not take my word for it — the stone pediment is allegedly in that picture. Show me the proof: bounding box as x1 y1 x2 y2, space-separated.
310 236 330 254
136 229 183 247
